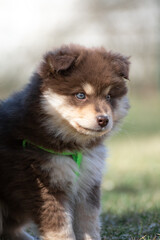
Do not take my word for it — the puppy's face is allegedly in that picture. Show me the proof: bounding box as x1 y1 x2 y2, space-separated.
39 45 130 140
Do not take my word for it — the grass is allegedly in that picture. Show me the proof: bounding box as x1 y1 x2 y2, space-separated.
101 94 160 239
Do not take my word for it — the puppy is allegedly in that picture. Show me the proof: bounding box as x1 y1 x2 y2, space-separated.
0 44 130 240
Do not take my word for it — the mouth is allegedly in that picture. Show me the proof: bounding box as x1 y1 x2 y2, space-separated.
75 123 108 135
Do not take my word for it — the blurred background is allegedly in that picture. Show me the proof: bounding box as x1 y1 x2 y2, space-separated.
0 0 160 238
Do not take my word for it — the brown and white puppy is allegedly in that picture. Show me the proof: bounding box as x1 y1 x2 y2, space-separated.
0 44 130 240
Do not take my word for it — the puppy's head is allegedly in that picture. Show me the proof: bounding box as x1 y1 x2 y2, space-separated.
38 45 130 143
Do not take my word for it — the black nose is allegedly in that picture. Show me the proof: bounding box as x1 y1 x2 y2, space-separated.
97 115 109 128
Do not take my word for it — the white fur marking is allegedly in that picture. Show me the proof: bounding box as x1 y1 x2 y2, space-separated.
103 86 112 96
82 83 95 95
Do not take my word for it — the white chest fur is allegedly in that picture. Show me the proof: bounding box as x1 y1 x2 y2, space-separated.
41 144 107 199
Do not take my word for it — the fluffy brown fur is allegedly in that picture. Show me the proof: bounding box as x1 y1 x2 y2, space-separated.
0 44 130 240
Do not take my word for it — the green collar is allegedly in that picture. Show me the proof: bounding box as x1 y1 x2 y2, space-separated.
22 139 82 176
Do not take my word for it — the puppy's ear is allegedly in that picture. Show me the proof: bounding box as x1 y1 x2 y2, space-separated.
111 54 130 80
39 52 75 78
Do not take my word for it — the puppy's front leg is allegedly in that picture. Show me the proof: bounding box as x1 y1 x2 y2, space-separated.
33 191 76 240
74 184 101 240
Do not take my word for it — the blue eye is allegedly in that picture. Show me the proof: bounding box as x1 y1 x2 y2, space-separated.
106 94 111 101
75 93 86 100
